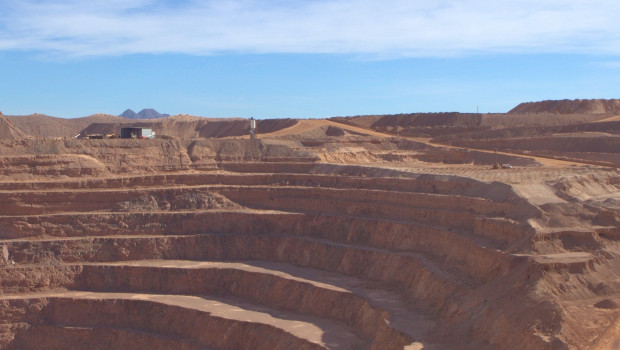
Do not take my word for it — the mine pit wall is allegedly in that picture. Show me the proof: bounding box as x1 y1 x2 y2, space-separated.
0 185 515 220
9 325 210 350
0 211 301 240
0 138 540 182
457 134 620 154
504 255 620 349
0 162 567 348
0 264 413 348
0 187 242 215
473 217 534 248
0 210 513 284
1 247 547 350
0 170 539 220
533 230 605 254
530 230 620 299
0 139 321 177
219 186 515 216
0 170 493 197
2 234 467 317
0 244 580 345
417 148 540 167
74 265 403 344
466 266 568 349
218 188 506 230
0 139 195 174
0 243 611 349
441 136 620 167
3 298 325 350
0 155 107 177
4 211 512 277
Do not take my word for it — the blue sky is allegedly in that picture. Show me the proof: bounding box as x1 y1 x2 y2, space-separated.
1 0 619 119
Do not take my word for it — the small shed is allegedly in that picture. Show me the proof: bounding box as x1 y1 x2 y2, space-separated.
120 127 155 139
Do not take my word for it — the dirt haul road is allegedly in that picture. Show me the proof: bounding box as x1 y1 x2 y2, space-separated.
255 119 595 168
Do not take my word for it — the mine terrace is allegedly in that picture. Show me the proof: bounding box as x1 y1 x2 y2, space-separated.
1 98 620 349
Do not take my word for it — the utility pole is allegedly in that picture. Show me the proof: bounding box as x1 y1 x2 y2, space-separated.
249 117 257 140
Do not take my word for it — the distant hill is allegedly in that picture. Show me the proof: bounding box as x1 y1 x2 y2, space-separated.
509 99 620 114
120 108 170 119
6 113 125 138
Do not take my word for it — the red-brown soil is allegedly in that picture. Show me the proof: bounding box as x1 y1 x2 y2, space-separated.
1 101 620 349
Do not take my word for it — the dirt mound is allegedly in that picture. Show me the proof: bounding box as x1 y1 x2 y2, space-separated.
509 99 620 115
595 299 620 310
6 113 125 138
325 125 345 137
0 114 26 140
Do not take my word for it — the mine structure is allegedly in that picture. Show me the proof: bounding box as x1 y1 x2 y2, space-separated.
121 127 155 139
249 117 257 140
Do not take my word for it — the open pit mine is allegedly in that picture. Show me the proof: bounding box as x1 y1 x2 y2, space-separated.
1 99 620 349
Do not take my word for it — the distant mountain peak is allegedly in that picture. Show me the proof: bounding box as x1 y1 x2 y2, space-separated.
120 109 137 118
120 108 170 119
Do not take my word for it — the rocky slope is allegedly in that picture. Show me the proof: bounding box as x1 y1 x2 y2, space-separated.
0 114 26 140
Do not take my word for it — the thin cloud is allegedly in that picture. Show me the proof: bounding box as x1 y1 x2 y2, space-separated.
594 61 620 68
0 0 619 58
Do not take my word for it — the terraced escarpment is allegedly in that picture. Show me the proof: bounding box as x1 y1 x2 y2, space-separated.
1 159 619 349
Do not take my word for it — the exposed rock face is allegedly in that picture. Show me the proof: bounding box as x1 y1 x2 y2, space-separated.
509 99 620 114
